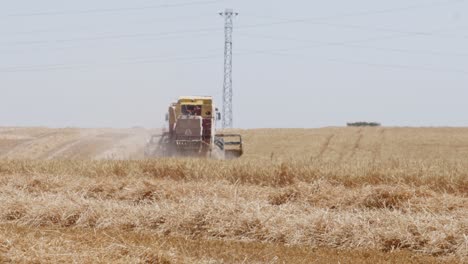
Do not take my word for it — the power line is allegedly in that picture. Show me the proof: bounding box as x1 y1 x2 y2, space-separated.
2 44 468 76
3 0 465 39
0 47 223 72
3 28 466 73
4 20 463 49
0 53 223 73
286 21 466 39
238 13 468 40
1 14 215 36
235 49 468 75
237 32 468 58
3 1 466 48
2 1 467 75
235 21 468 61
239 17 468 40
236 0 466 28
0 27 222 46
307 0 466 20
0 33 219 56
242 0 465 23
7 0 225 17
4 21 466 48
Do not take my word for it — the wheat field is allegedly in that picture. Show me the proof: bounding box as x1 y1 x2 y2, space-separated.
0 127 467 263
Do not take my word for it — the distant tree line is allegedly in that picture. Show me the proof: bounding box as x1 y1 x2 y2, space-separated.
347 122 381 127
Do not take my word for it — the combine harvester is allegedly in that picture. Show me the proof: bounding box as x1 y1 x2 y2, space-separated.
145 96 243 159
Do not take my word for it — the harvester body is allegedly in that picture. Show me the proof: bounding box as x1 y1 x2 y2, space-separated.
145 96 242 158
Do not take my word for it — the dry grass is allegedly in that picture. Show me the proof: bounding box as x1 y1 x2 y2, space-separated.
0 127 467 263
0 224 452 263
0 158 465 193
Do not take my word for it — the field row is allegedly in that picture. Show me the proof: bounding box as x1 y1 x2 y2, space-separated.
0 225 449 263
0 160 466 262
2 127 468 162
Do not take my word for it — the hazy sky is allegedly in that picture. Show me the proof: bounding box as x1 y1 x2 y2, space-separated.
1 0 467 128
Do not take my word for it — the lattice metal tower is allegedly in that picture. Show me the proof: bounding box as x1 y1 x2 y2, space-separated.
219 9 238 129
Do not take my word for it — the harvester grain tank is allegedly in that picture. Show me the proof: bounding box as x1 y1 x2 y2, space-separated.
145 96 243 158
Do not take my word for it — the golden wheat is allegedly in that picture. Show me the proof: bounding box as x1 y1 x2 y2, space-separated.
0 127 467 263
